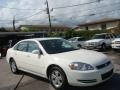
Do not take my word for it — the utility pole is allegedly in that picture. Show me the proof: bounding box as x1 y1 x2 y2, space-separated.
13 16 16 31
45 0 52 34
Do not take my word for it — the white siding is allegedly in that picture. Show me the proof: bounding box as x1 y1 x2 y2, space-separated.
75 20 120 31
106 21 118 29
75 26 86 31
88 24 101 31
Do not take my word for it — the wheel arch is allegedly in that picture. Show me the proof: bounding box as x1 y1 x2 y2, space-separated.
101 42 106 46
46 64 68 80
9 57 14 63
102 42 106 45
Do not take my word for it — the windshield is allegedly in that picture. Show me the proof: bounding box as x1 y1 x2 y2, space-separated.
68 37 77 41
39 39 77 54
92 34 105 39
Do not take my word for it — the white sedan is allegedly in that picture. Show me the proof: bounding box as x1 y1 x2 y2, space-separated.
68 37 86 48
6 38 114 90
112 35 120 50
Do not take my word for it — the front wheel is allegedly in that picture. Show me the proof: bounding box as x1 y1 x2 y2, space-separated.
77 44 81 48
49 67 68 90
100 44 106 51
10 59 19 74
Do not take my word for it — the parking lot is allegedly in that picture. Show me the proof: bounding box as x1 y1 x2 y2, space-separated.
0 50 120 90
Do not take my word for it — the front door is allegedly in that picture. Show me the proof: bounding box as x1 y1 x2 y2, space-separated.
105 34 111 46
26 41 45 75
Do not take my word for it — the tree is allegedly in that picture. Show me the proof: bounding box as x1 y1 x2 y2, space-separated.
0 27 8 32
64 30 74 39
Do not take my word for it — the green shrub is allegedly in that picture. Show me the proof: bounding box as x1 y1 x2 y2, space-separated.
64 30 108 39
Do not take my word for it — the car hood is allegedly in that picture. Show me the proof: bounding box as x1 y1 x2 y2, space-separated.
51 49 110 66
86 39 104 43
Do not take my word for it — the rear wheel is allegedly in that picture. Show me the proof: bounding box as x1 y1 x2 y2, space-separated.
49 67 68 90
10 59 19 74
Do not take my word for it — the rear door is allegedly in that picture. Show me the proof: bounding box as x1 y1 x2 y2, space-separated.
78 37 86 47
13 41 29 69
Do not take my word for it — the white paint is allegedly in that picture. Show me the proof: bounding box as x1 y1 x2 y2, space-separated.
6 38 114 87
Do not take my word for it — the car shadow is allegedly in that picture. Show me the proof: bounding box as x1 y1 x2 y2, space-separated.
19 72 120 90
19 71 49 83
67 73 120 90
0 73 120 90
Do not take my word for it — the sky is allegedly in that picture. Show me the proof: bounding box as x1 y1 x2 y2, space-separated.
0 0 120 27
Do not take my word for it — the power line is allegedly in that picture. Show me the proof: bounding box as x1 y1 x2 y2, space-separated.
0 22 12 24
1 1 119 22
0 5 44 11
17 10 46 21
76 7 120 18
50 7 120 26
0 0 102 11
52 0 103 10
52 1 120 17
1 7 120 25
50 1 120 21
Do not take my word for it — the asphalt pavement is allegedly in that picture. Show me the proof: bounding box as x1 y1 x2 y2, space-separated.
0 50 120 90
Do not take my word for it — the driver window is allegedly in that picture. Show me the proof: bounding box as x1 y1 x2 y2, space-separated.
28 41 40 53
105 35 110 39
78 38 85 41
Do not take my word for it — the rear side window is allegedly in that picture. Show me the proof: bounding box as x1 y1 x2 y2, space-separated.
14 41 28 52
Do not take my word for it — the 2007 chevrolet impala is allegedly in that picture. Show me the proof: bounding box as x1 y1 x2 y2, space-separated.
6 38 114 90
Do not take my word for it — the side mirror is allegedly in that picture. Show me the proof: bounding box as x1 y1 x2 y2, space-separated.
32 50 40 54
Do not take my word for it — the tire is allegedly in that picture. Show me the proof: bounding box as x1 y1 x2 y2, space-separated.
113 49 119 52
100 44 106 51
49 67 68 90
77 44 81 48
10 59 19 74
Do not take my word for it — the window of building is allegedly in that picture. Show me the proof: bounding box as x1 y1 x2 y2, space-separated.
85 26 88 30
101 24 106 30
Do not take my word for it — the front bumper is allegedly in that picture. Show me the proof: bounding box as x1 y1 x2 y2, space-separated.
84 45 101 50
112 44 120 49
66 63 113 87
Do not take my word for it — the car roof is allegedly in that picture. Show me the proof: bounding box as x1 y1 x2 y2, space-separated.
70 37 83 38
21 37 62 41
95 33 111 35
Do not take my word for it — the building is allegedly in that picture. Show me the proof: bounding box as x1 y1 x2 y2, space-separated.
75 18 120 33
19 25 70 33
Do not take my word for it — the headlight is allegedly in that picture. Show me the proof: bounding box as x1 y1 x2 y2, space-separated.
88 42 100 46
111 42 115 44
115 41 120 44
94 42 100 45
69 62 94 71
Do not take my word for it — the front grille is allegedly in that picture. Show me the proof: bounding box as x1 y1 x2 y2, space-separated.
96 61 111 69
88 42 95 46
101 69 113 80
115 41 120 44
116 46 120 48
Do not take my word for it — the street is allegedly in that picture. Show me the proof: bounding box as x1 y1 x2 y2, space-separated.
0 50 120 90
